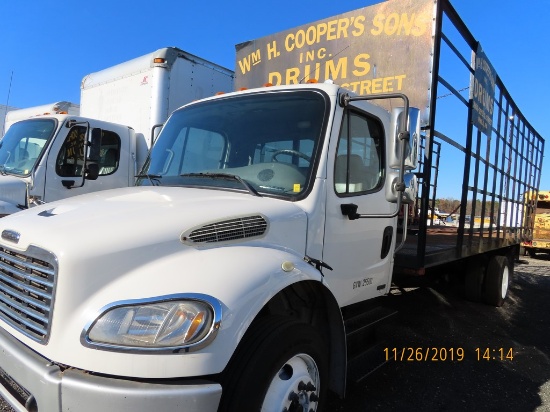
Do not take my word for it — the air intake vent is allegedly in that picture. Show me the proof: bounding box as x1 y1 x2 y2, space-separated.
183 215 268 244
0 245 57 344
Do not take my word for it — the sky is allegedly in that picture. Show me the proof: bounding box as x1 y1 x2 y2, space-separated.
0 0 548 197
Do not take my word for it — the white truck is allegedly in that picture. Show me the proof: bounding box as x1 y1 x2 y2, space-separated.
0 47 234 217
0 0 544 411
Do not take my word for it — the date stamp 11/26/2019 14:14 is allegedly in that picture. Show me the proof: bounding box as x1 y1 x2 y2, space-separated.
384 347 515 362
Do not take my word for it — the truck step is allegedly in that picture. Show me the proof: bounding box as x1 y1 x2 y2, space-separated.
344 306 398 357
344 305 398 336
347 341 388 383
343 305 398 383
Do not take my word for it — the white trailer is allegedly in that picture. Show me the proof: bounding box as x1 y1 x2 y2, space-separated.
80 47 234 167
0 104 20 136
4 101 80 133
0 47 234 217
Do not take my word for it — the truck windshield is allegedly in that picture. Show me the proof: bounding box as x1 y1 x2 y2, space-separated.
138 90 328 199
0 119 56 176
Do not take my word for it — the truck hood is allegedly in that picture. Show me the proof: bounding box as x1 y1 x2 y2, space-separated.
0 186 308 256
0 175 26 216
0 185 312 378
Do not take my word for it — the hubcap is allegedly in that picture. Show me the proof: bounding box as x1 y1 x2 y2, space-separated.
501 266 510 299
261 353 320 412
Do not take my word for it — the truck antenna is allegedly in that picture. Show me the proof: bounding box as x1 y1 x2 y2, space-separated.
2 71 13 135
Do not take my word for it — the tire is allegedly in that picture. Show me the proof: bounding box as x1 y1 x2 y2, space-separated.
527 249 536 258
484 255 510 307
218 316 328 412
464 260 485 302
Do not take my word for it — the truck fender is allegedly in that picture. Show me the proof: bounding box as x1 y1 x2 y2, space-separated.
208 246 346 398
0 174 28 215
0 200 23 217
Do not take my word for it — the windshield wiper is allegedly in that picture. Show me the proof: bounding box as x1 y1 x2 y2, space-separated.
0 164 15 176
180 172 262 197
135 173 162 186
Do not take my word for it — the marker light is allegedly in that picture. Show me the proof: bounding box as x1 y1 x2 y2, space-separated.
153 58 166 64
281 261 295 272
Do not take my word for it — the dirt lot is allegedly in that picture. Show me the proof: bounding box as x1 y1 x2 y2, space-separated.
328 254 550 411
0 255 548 411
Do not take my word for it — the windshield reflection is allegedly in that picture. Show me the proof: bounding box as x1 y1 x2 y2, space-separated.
0 119 56 176
138 90 328 200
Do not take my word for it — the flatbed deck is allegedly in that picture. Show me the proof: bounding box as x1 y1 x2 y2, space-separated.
394 224 520 273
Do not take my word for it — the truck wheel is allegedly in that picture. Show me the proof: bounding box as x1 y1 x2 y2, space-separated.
464 261 484 302
218 316 328 412
484 255 510 307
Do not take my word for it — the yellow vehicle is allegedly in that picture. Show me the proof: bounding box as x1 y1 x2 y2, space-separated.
523 191 550 257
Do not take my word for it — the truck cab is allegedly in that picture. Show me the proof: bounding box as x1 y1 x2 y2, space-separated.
0 47 234 218
0 83 418 411
0 114 140 216
139 83 417 305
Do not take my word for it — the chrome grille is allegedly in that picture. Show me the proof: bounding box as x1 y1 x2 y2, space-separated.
185 215 268 243
0 245 57 344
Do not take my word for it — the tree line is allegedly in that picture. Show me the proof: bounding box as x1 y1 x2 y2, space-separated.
431 198 501 217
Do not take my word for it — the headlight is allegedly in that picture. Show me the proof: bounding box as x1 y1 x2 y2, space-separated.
82 294 222 353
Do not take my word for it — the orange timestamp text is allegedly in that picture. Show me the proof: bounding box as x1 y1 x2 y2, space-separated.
384 347 515 362
384 347 465 361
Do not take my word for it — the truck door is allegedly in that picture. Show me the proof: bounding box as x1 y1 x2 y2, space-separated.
43 123 131 202
322 107 395 307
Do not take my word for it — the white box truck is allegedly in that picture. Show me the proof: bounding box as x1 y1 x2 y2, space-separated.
0 1 543 411
4 101 80 133
0 47 234 217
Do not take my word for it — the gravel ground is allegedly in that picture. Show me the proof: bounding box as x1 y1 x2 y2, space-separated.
328 254 550 411
0 255 548 411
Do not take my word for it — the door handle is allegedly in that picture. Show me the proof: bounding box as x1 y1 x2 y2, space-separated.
380 226 393 259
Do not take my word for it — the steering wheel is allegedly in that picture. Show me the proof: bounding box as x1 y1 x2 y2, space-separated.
272 149 311 163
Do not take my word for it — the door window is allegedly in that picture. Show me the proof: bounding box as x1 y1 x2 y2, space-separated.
56 128 121 177
334 110 384 195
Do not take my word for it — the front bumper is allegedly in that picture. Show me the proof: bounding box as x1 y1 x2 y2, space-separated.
0 327 222 412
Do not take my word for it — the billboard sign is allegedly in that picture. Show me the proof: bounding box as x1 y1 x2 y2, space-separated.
235 0 436 124
470 43 496 136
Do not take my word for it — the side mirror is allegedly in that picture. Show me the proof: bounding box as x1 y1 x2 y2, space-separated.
85 163 99 181
388 107 420 170
151 123 163 146
85 128 102 181
385 171 418 204
401 173 418 204
88 128 102 162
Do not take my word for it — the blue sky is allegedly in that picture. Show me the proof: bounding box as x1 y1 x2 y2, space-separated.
1 0 548 195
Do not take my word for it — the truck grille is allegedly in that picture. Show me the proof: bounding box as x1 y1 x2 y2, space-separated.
0 245 57 344
183 215 268 244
